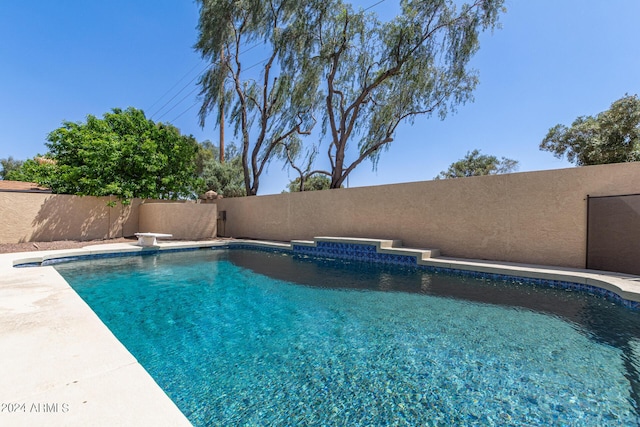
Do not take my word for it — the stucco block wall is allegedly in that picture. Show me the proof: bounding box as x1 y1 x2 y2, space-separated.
215 163 640 268
138 203 217 240
0 195 216 243
0 194 139 244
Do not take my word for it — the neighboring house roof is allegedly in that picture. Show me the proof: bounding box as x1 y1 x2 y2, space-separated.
0 180 52 193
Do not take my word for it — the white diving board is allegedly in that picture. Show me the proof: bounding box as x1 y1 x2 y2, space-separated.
135 233 173 247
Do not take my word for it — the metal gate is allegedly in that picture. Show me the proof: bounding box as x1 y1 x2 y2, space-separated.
587 193 640 275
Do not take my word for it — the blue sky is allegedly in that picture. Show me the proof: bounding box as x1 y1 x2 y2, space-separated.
1 1 639 195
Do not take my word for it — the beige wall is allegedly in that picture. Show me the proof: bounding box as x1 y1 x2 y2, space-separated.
139 203 217 240
0 194 140 243
0 195 216 243
215 163 640 268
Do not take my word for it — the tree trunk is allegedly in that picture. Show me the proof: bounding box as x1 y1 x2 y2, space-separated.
219 49 225 164
330 142 345 188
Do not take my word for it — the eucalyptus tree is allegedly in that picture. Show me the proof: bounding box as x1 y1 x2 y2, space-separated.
195 0 320 196
304 0 505 188
195 0 505 192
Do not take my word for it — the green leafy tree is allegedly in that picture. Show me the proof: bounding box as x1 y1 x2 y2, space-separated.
4 157 57 184
42 107 200 202
540 94 640 166
198 142 246 197
195 140 216 177
0 156 24 180
435 149 518 179
286 174 332 192
195 0 318 196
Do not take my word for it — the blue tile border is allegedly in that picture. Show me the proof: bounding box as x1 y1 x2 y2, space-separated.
419 265 640 310
13 262 41 268
214 244 292 255
12 239 640 310
216 241 640 310
287 241 640 310
15 246 206 267
293 242 417 264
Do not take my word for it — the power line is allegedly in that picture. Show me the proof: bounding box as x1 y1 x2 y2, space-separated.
169 101 200 123
363 0 387 11
146 60 205 113
150 42 264 121
244 57 270 72
150 66 208 120
166 58 269 125
155 86 201 121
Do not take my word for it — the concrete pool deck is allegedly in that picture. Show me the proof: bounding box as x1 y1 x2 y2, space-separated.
1 238 640 426
0 242 200 426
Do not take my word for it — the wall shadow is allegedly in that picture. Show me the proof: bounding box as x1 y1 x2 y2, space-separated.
588 194 640 275
24 195 138 242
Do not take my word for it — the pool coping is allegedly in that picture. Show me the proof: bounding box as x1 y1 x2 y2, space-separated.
2 237 640 425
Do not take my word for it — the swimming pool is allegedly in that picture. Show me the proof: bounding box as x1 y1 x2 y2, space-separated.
54 247 640 426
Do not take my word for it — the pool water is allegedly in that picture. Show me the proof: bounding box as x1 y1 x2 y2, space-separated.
54 249 640 426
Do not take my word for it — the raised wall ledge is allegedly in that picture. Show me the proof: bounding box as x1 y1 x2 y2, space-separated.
291 236 441 260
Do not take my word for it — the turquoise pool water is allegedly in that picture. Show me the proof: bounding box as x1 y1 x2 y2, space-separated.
54 249 640 426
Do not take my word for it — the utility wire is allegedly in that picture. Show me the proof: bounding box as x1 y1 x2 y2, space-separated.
363 0 387 11
169 101 201 123
146 60 205 113
156 86 201 121
166 57 269 124
150 67 208 120
150 41 264 120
